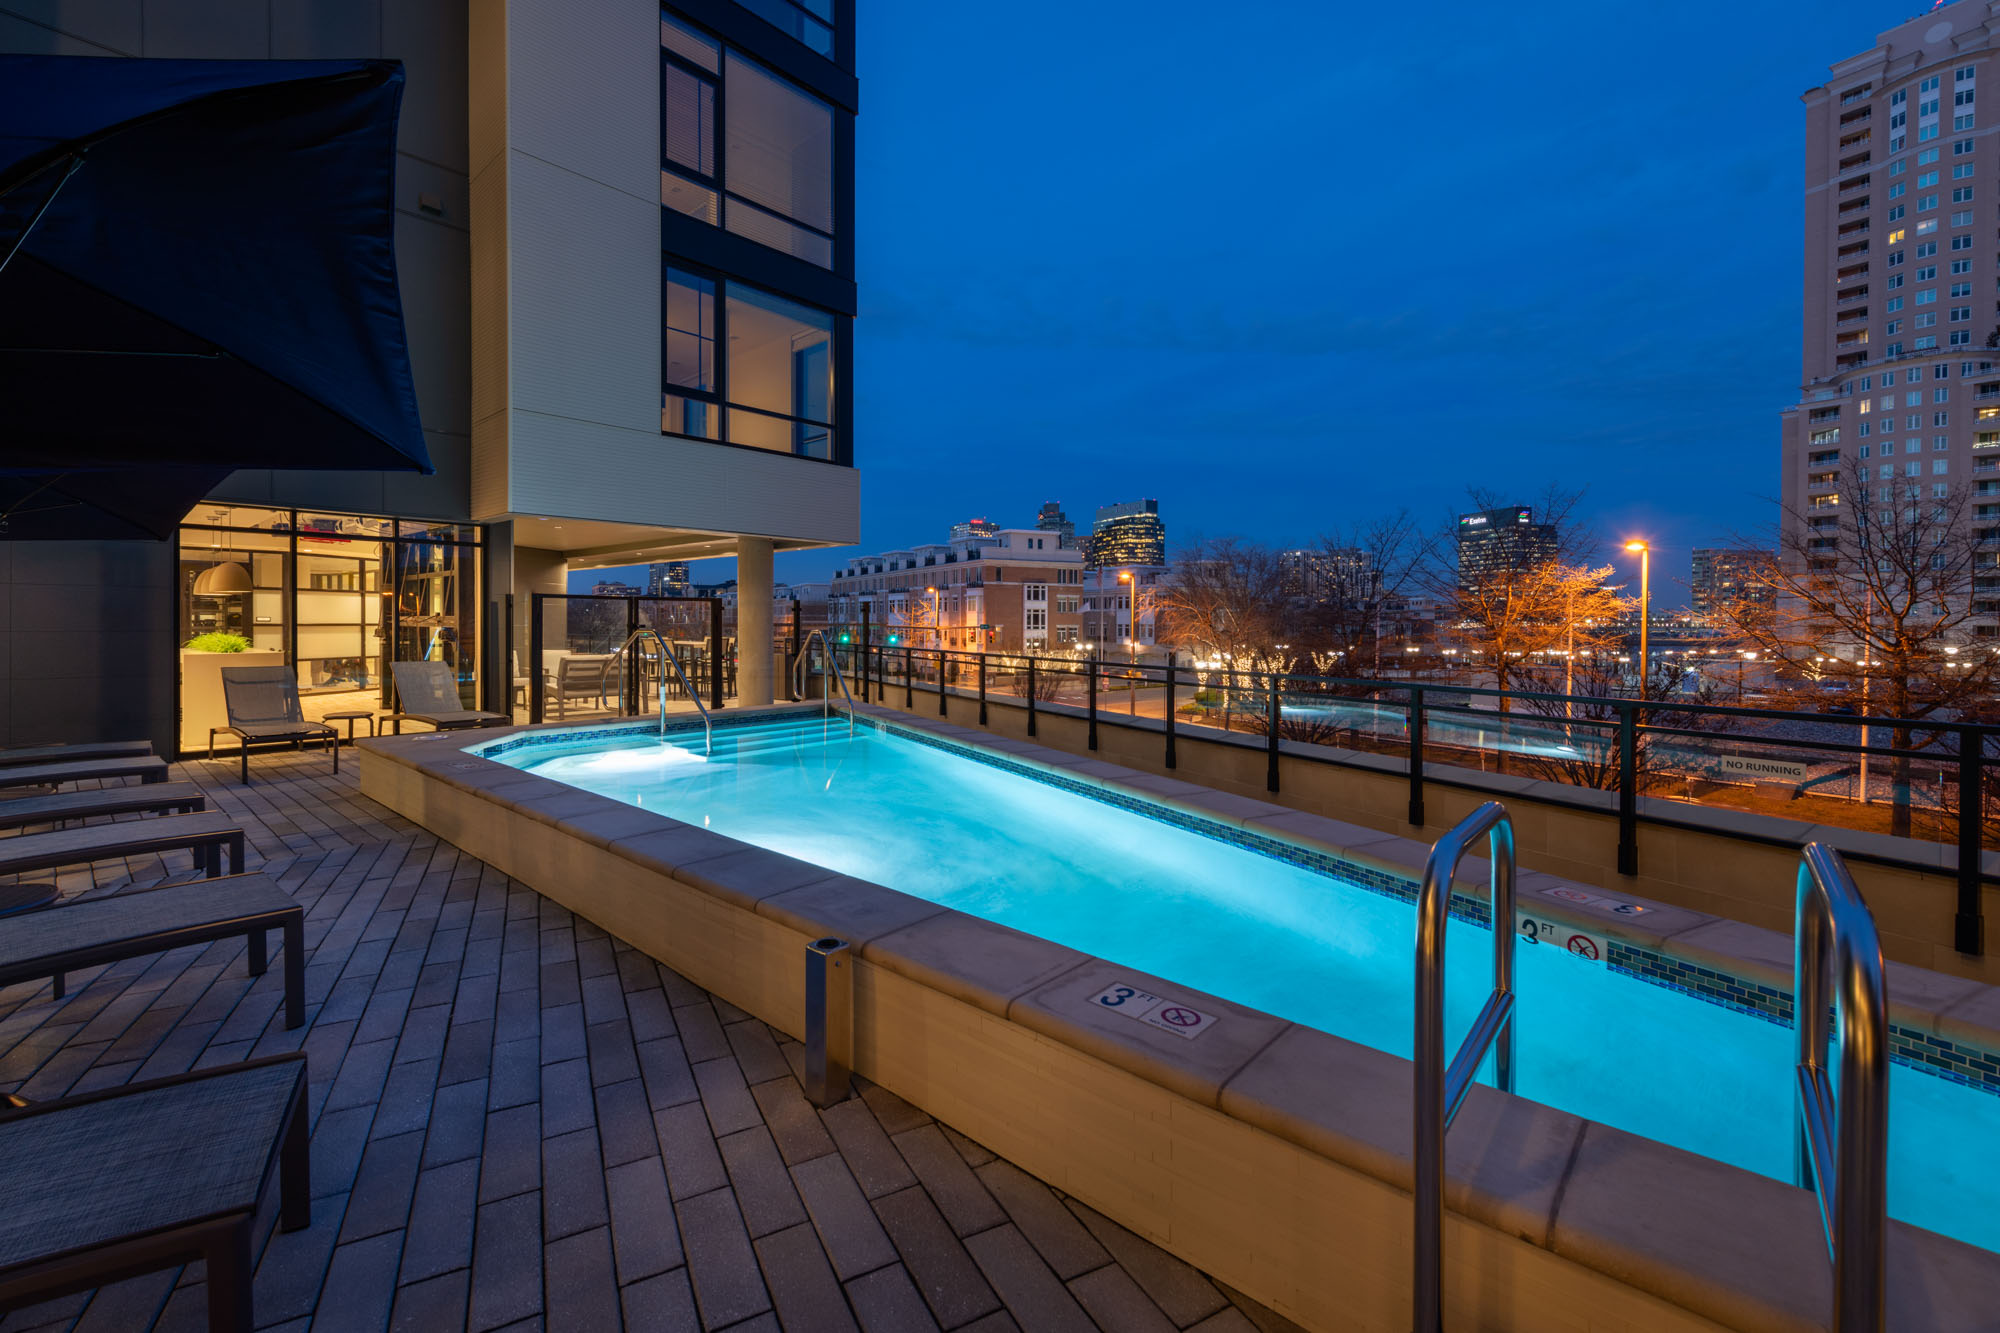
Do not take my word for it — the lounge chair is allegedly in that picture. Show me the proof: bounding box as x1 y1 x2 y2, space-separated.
0 741 152 768
211 666 337 785
0 757 168 791
0 810 244 880
385 660 506 733
0 1052 310 1333
0 782 204 831
547 653 615 719
0 872 303 1020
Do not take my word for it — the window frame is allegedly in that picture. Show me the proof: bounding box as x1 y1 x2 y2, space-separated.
660 14 838 270
661 261 842 464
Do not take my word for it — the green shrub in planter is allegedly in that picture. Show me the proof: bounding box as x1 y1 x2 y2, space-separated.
184 632 250 653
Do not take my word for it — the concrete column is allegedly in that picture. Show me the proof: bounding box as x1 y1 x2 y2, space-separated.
737 536 774 707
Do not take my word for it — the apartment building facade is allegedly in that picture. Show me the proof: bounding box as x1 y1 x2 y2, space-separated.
0 0 858 750
828 529 1084 652
1785 1 2000 638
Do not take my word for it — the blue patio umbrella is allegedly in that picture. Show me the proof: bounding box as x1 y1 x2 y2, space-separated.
0 56 431 539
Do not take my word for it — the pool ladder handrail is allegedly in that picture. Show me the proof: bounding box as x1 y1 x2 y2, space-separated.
791 630 857 736
611 627 710 754
1412 800 1516 1333
1793 841 1887 1333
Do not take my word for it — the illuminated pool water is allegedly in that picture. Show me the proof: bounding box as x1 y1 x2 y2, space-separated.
493 714 2000 1251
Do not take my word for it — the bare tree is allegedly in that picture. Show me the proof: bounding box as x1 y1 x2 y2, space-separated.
1305 509 1430 675
1155 538 1295 674
1416 485 1624 707
1444 559 1627 708
1718 455 2000 835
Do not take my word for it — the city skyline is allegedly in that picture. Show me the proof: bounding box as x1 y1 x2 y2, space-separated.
576 0 1908 609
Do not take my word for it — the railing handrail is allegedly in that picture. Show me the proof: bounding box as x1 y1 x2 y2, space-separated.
612 627 710 754
1413 800 1517 1333
838 638 1996 745
793 630 856 736
1793 841 1888 1332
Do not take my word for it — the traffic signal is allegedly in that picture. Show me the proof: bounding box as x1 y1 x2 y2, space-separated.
838 631 850 643
887 634 900 645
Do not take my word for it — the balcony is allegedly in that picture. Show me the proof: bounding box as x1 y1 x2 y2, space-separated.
1839 171 1872 192
1840 84 1873 107
1837 286 1870 304
1837 196 1870 216
1836 310 1869 327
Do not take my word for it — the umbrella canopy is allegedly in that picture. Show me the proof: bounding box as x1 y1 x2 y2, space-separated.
0 56 431 539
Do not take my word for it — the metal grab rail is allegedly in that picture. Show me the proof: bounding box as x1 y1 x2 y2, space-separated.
792 630 856 736
1413 800 1516 1333
1793 842 1888 1333
611 627 711 754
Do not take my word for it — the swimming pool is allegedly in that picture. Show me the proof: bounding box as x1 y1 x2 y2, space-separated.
490 712 2000 1252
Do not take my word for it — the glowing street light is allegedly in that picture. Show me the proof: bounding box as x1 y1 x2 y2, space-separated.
1623 540 1651 701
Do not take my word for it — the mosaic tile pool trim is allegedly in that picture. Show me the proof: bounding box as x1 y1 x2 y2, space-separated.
471 709 2000 1096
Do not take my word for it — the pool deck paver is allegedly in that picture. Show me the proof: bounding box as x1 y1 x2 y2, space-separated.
0 750 1304 1333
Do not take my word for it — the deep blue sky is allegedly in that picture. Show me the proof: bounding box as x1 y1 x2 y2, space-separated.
595 0 1916 608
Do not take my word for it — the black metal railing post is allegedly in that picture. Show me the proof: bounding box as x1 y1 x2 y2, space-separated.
1958 726 1986 956
904 647 914 709
1617 702 1638 876
939 650 949 717
1408 685 1425 827
624 596 640 715
1164 652 1176 769
1087 656 1098 751
530 593 545 724
977 653 986 724
1027 659 1038 737
1266 672 1280 793
709 598 724 708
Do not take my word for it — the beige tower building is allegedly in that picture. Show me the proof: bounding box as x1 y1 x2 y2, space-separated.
1784 0 2000 639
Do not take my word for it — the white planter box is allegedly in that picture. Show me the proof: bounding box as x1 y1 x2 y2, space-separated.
179 650 286 754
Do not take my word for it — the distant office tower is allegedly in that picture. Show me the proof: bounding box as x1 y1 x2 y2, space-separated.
1280 548 1374 602
1785 4 2000 639
1035 501 1076 549
1086 499 1166 568
647 562 691 596
949 517 998 542
1690 548 1777 624
1455 507 1556 594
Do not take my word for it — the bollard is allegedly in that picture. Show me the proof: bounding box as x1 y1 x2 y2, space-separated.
804 937 853 1107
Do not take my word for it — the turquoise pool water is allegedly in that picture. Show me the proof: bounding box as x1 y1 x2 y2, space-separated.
494 714 2000 1251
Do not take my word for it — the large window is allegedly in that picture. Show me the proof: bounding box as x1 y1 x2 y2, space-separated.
664 268 835 459
660 11 835 269
175 506 480 751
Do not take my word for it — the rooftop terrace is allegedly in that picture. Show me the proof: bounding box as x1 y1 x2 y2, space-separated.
0 752 1293 1333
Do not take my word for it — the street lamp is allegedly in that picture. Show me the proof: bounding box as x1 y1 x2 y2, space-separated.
1623 540 1651 700
926 586 939 650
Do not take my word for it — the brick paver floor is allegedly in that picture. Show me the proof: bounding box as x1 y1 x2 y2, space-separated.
0 749 1303 1333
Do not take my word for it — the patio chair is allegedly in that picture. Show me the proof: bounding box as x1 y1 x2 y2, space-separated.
0 741 152 768
0 872 303 1021
211 667 337 785
0 810 244 881
548 653 616 718
385 660 506 733
0 782 204 832
0 1051 310 1333
0 757 168 791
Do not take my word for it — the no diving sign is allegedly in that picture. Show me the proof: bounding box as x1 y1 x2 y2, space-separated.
1517 914 1608 963
1091 981 1220 1040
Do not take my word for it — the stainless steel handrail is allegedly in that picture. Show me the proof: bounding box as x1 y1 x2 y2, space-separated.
1413 800 1516 1333
611 627 710 754
791 630 856 736
1794 841 1888 1333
